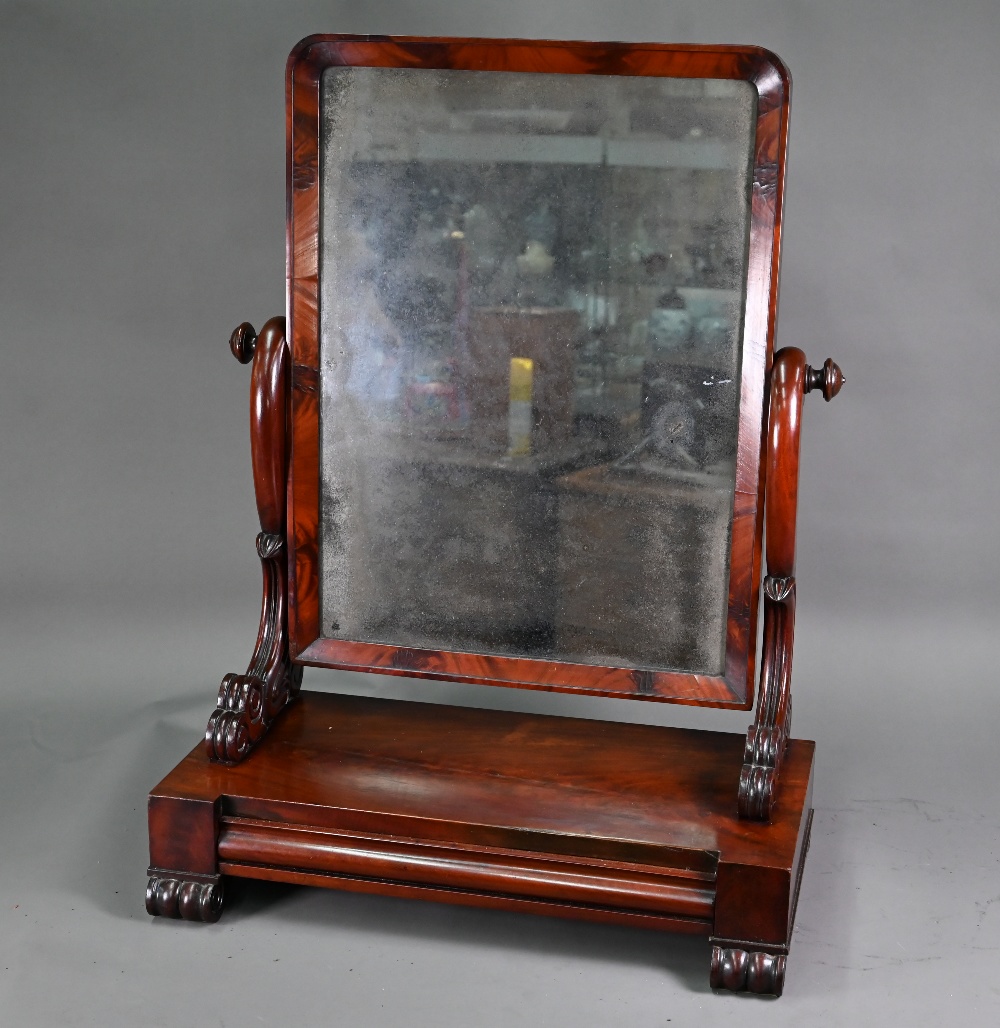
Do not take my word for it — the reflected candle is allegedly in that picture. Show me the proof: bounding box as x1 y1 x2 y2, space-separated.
507 357 534 457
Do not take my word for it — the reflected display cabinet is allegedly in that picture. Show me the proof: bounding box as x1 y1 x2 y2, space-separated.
147 36 843 997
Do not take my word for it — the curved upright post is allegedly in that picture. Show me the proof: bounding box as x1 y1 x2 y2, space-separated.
205 319 302 764
738 348 843 820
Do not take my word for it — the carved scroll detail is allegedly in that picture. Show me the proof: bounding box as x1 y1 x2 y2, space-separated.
739 575 796 820
710 946 786 996
146 874 224 923
205 318 301 764
739 348 842 819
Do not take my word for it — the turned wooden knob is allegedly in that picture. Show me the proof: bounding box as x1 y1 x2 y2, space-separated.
230 322 258 364
804 358 844 401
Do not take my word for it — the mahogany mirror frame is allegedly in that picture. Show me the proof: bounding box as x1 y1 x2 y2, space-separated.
284 35 792 710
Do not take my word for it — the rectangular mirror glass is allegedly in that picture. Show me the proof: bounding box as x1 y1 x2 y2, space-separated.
318 66 755 676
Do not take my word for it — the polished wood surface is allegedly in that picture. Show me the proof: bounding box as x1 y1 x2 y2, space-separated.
145 37 846 997
805 357 845 402
151 690 813 978
204 319 301 763
765 346 808 577
285 37 792 707
738 347 843 820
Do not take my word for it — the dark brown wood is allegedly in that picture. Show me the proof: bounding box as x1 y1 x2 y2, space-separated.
204 318 301 763
739 572 796 820
805 357 845 402
285 36 792 708
228 321 257 364
710 946 786 996
150 690 813 986
738 349 842 820
145 873 223 923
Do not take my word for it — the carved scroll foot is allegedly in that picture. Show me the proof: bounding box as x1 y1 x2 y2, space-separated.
205 533 302 764
710 945 786 996
146 872 224 923
205 666 302 764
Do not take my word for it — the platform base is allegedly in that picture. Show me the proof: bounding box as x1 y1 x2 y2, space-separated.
148 690 813 996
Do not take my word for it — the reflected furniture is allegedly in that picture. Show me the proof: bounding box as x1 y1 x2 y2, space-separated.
147 36 843 997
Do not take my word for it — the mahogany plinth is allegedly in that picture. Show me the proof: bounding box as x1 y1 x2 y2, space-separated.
149 690 813 993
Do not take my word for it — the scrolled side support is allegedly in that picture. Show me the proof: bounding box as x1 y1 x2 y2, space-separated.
739 348 841 820
205 318 301 764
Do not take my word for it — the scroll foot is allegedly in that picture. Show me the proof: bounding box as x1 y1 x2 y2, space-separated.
146 872 224 923
710 945 786 997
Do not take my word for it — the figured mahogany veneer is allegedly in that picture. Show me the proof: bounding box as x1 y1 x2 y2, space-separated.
152 690 813 994
285 36 793 709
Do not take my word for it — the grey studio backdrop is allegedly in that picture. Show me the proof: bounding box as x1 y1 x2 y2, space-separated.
1 2 997 1025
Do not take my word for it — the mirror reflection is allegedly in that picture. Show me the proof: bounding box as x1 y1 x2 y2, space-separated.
318 66 755 675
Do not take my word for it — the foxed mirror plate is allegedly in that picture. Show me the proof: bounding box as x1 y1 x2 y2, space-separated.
316 65 756 677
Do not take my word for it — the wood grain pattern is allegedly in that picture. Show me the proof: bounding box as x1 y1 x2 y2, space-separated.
296 638 744 706
218 820 716 918
205 319 302 763
285 36 792 709
153 690 814 956
221 862 711 935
